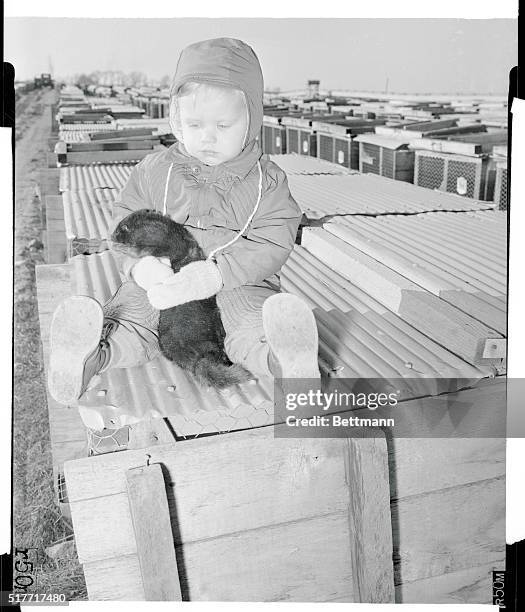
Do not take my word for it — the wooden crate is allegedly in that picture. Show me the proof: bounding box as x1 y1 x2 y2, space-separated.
356 135 415 183
64 378 505 603
262 120 286 155
65 426 395 602
316 132 359 171
285 125 317 157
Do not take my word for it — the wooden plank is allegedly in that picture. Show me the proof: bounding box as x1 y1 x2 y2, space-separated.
126 464 181 601
389 438 505 499
398 559 505 604
323 222 506 334
392 476 505 584
90 128 155 140
47 152 58 168
301 228 503 365
128 417 177 449
82 513 354 602
44 196 67 263
35 263 85 493
83 554 145 601
410 137 482 156
420 124 487 138
65 433 350 561
345 432 395 603
67 140 154 152
65 149 154 164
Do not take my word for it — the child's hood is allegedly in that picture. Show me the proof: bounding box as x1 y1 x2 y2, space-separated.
170 38 263 146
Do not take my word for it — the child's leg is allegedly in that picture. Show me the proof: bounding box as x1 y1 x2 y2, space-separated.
48 280 160 404
216 286 320 379
102 280 161 367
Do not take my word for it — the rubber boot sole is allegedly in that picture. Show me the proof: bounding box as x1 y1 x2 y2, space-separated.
48 296 104 405
262 293 321 379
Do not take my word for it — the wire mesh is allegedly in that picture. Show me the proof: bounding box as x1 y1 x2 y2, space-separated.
86 426 131 456
446 160 478 198
416 154 446 190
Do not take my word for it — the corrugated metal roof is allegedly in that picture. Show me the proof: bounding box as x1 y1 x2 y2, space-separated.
58 131 91 143
323 211 506 333
58 123 117 132
287 173 495 219
71 251 274 435
269 154 352 175
281 246 495 386
59 163 134 192
62 190 115 241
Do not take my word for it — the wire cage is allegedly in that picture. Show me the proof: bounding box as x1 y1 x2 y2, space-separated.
316 131 359 170
494 160 508 210
262 117 287 155
355 134 415 183
414 149 491 199
284 125 317 156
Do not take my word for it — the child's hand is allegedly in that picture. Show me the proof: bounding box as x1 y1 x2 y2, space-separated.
131 256 175 291
147 260 223 309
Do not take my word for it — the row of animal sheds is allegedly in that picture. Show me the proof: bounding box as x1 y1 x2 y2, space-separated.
53 87 173 148
261 107 508 209
272 94 507 126
127 88 171 120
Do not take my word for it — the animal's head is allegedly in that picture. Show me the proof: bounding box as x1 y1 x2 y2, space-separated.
110 209 175 257
110 208 200 266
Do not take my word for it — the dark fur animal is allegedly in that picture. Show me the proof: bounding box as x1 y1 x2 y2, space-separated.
111 209 252 388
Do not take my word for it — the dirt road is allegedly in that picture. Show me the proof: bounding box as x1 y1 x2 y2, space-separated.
13 88 87 599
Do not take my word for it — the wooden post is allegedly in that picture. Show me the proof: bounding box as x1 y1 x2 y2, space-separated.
345 431 395 603
125 464 182 601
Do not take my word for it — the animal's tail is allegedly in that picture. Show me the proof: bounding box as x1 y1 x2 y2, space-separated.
193 356 253 389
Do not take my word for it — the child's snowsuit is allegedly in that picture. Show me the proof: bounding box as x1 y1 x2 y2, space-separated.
105 38 303 377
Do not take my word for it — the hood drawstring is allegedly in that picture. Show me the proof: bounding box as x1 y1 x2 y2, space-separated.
162 162 175 216
207 161 263 262
162 160 263 263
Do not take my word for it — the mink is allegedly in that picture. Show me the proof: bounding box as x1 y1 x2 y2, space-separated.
111 209 252 389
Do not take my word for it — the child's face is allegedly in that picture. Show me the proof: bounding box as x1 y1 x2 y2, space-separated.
178 86 248 166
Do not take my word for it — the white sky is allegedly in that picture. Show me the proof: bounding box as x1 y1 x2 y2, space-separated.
4 17 518 94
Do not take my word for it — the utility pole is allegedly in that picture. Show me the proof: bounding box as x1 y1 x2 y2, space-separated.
385 77 389 94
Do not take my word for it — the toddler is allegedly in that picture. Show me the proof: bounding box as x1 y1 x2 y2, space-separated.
48 38 320 417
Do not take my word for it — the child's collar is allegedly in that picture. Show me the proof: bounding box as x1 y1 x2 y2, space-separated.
167 140 262 181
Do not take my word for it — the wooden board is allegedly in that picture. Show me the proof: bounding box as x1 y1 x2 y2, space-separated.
323 222 506 335
90 128 155 140
410 137 482 156
389 438 505 499
35 263 86 495
67 140 154 152
398 558 505 604
345 434 395 602
126 464 182 600
82 513 354 602
66 433 352 556
44 195 67 263
65 149 155 164
392 476 505 585
301 228 503 365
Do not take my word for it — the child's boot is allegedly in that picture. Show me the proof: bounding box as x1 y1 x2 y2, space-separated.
262 293 321 379
48 296 110 405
